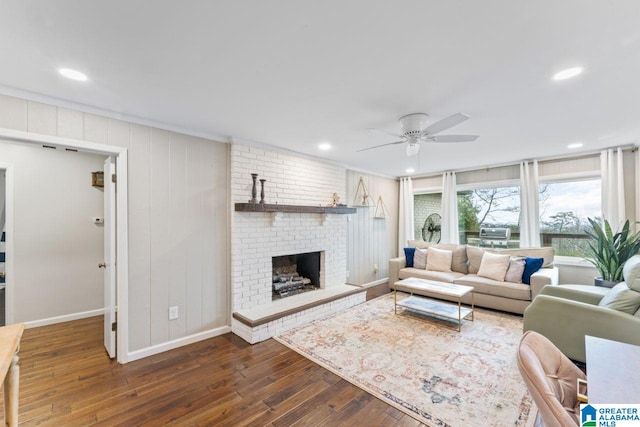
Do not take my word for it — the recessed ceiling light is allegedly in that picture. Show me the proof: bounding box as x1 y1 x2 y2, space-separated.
553 67 583 81
318 143 331 151
567 142 584 149
406 168 415 174
58 68 88 82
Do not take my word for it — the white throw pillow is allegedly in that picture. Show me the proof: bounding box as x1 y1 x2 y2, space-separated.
413 248 428 269
427 247 452 272
477 252 511 282
504 256 526 283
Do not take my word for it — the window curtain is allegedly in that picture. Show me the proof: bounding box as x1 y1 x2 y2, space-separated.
398 177 414 254
601 148 626 229
519 160 541 247
636 149 640 233
441 172 459 244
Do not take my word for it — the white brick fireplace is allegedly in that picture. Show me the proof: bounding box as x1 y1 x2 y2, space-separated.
230 144 365 343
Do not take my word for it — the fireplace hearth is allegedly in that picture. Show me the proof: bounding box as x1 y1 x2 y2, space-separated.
272 251 321 299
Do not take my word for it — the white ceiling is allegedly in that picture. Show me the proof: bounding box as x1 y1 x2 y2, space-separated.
1 1 639 178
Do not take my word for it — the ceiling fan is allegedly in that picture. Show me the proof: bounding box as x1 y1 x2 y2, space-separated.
359 112 479 156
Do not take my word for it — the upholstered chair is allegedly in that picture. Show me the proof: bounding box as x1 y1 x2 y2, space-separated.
517 330 584 426
523 255 640 362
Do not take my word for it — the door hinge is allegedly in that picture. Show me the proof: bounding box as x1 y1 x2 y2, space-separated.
112 173 117 183
111 322 117 332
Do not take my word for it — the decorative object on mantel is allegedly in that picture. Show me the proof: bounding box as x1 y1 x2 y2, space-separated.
373 196 388 219
259 179 266 204
249 173 258 203
327 192 347 207
353 176 372 207
585 217 640 287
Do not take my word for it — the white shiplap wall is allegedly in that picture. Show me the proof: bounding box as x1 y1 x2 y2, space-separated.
346 172 398 285
0 94 230 353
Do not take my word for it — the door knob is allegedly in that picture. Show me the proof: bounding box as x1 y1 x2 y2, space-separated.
0 272 5 278
98 262 106 268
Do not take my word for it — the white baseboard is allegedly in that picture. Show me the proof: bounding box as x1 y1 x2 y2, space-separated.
126 325 232 363
24 308 104 329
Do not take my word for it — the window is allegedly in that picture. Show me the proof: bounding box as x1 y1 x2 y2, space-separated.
539 179 601 257
458 185 521 247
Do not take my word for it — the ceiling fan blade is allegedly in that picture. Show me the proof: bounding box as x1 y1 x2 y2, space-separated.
422 113 470 136
429 135 479 143
367 128 402 139
357 140 405 152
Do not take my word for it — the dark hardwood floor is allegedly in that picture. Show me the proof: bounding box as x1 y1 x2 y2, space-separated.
8 288 424 426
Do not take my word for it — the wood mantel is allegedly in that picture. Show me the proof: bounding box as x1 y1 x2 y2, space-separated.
234 203 356 214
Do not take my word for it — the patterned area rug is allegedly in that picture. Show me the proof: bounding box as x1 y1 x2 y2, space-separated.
274 293 536 426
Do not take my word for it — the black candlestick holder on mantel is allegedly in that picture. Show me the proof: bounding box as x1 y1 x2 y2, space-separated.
249 173 258 203
259 179 266 204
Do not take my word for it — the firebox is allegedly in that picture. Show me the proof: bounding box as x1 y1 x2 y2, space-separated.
272 251 321 299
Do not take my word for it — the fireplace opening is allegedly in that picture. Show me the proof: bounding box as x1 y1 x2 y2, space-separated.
272 251 321 299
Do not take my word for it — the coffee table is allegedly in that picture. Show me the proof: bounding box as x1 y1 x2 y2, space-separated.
394 277 474 332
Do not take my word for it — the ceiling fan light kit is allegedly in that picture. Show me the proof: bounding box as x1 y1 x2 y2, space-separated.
406 141 420 157
359 112 480 157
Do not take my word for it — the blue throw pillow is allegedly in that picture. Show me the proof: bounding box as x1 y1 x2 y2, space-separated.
404 247 416 268
522 257 544 285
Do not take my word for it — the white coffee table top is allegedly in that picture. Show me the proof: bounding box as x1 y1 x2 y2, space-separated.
395 277 473 298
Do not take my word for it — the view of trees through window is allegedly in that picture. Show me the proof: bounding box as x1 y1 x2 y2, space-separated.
414 178 601 257
539 179 601 257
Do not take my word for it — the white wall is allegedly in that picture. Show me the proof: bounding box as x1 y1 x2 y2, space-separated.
0 140 105 322
0 94 230 354
346 171 398 285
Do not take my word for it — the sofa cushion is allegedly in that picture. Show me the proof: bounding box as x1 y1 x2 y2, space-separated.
427 247 453 272
523 257 544 285
435 244 469 274
623 255 640 292
413 248 428 269
489 247 554 268
407 240 468 273
477 252 511 281
505 257 526 283
467 246 484 274
403 247 416 267
408 240 429 249
454 274 532 301
598 282 640 314
398 268 464 283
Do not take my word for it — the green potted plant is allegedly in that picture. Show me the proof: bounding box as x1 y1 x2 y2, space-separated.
584 218 640 287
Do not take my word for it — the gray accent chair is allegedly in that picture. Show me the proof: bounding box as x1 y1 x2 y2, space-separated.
523 255 640 363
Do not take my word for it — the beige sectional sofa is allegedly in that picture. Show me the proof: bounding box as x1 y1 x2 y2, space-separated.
389 240 559 314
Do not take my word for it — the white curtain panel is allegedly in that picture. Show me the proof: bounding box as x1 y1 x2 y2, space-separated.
601 148 626 229
441 172 459 244
398 177 414 255
519 160 541 247
636 149 640 233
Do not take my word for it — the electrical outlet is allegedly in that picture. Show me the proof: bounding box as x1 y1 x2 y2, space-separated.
169 306 179 320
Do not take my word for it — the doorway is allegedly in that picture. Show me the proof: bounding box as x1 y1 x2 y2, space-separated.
0 168 6 326
0 129 129 363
